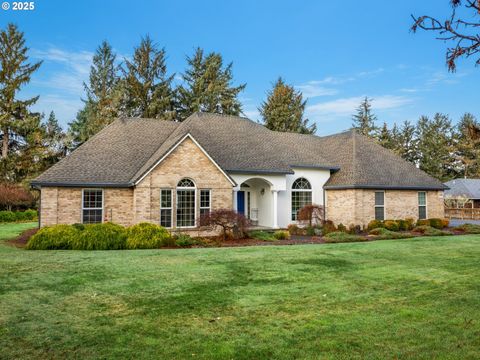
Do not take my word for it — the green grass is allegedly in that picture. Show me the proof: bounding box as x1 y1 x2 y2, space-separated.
0 222 479 359
0 221 37 241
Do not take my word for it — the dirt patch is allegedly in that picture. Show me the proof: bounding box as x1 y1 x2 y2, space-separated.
5 228 38 248
205 236 326 248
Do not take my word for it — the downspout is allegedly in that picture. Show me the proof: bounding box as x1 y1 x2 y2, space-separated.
323 187 326 223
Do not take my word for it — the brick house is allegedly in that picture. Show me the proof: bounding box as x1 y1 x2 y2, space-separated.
32 113 446 230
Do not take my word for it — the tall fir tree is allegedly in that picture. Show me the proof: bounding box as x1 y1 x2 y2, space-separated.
120 35 175 119
416 113 456 181
43 111 67 166
394 120 419 164
375 122 394 149
177 48 246 120
0 23 42 160
259 77 316 134
69 41 121 146
351 97 377 137
456 113 480 178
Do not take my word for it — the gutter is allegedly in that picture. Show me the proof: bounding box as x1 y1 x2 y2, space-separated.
323 184 449 191
30 181 134 188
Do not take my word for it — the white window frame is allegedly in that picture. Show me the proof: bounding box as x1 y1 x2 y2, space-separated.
291 177 313 221
81 188 104 224
199 189 211 217
374 191 385 221
176 178 197 229
418 191 427 219
160 189 173 228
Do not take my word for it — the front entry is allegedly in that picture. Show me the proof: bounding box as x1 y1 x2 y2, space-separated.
237 191 245 215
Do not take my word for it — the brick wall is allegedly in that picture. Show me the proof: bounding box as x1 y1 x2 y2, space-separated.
40 137 233 230
326 189 445 227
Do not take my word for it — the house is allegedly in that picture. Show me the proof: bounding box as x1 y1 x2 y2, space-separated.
444 179 480 208
32 113 447 231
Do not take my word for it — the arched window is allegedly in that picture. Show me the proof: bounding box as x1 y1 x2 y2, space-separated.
177 178 196 227
291 177 312 221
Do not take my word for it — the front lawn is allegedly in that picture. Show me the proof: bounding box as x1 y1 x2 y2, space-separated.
0 223 479 358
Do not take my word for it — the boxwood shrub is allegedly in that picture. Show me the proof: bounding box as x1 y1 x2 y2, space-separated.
126 222 173 249
71 223 127 250
26 225 80 250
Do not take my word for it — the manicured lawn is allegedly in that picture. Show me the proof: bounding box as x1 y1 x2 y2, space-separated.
0 222 37 241
0 223 479 359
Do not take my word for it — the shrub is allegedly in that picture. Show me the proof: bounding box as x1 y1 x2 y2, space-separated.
367 220 384 231
348 224 362 235
428 218 445 229
175 233 195 247
405 218 415 230
368 227 413 239
126 222 172 249
26 225 80 250
441 218 450 228
274 230 290 240
397 220 408 231
23 209 38 220
383 220 399 232
455 223 480 234
306 226 316 236
324 232 367 243
337 223 347 233
0 183 35 211
322 220 336 235
416 219 430 227
413 225 449 236
297 204 324 227
72 223 127 250
0 211 16 223
199 209 250 240
287 224 301 235
248 230 276 241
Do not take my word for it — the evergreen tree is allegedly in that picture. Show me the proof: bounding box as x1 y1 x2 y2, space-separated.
259 77 316 134
43 111 67 166
351 97 377 137
177 47 246 120
456 113 480 178
416 113 456 181
0 23 42 160
395 120 418 164
376 122 394 149
120 36 175 119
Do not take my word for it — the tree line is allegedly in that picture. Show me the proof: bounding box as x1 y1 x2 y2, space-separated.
0 22 478 191
352 97 480 181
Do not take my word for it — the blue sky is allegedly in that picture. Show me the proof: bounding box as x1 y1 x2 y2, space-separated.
2 0 479 135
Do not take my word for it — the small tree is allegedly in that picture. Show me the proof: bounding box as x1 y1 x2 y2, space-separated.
0 183 35 210
199 209 250 240
297 204 325 227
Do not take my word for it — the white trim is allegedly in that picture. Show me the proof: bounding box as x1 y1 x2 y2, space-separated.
199 189 211 216
374 191 385 221
81 188 104 224
291 177 313 221
176 180 197 229
160 188 173 229
134 133 236 187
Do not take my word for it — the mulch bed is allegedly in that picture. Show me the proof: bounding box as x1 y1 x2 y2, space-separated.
219 235 326 247
5 228 38 248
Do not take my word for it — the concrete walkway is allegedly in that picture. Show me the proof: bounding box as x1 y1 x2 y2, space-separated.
449 219 480 226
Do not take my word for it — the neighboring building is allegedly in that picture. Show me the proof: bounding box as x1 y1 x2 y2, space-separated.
444 179 480 208
32 113 446 231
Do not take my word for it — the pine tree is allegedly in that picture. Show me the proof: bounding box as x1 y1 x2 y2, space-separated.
259 77 316 134
0 23 42 159
177 48 246 120
351 97 377 137
376 122 394 149
120 36 175 119
43 111 66 165
417 113 456 181
456 113 480 178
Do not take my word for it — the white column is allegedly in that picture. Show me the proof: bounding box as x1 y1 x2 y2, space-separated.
233 189 238 212
272 190 278 228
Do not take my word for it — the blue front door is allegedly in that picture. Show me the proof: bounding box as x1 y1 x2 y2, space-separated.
237 191 245 215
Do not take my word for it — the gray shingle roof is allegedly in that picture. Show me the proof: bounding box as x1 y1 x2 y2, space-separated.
32 113 446 190
444 179 480 199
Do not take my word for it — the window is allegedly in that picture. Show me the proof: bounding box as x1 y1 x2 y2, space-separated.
200 189 211 216
291 177 312 221
82 189 103 224
374 191 385 221
176 178 196 227
418 191 427 219
160 189 172 228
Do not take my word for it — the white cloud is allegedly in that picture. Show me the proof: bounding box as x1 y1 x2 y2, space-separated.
32 94 83 125
295 82 338 98
306 95 413 120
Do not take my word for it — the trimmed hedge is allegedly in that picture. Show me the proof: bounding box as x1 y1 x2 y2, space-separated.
0 209 37 223
126 223 173 249
26 224 79 250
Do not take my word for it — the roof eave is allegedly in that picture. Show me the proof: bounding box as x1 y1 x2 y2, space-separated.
323 184 448 191
30 181 134 188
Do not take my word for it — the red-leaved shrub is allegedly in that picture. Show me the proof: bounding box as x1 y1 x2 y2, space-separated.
199 209 250 240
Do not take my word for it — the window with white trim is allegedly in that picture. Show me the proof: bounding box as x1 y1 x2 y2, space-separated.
291 178 312 221
82 189 103 224
418 191 427 219
374 191 385 221
160 189 172 228
176 178 196 227
200 189 211 216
